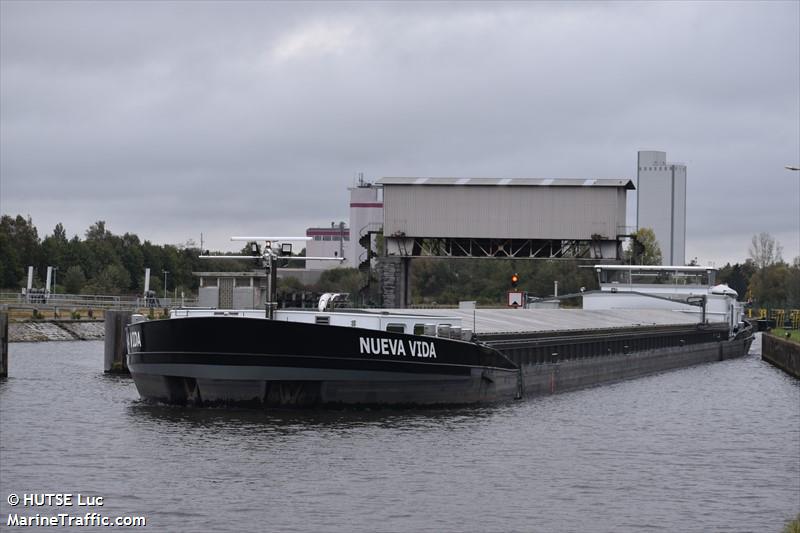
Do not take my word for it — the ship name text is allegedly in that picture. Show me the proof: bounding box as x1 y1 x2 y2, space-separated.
359 337 437 358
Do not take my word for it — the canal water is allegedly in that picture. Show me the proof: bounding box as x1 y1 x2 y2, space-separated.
0 336 798 532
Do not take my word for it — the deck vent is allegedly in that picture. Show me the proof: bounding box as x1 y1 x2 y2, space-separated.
315 316 330 325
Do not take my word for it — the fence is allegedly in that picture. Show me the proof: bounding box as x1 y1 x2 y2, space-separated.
748 308 800 329
0 291 198 311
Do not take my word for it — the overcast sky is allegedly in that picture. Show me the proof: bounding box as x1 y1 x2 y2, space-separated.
2 1 798 265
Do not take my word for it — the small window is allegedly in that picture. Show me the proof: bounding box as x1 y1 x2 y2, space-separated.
315 316 330 325
413 324 425 335
386 323 405 334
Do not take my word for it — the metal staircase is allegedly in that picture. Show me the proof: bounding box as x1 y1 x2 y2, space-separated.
357 222 382 273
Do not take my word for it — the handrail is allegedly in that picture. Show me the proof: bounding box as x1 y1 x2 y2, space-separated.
359 222 382 239
0 291 198 310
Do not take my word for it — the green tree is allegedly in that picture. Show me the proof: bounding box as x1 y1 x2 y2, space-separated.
0 215 42 286
315 268 364 295
624 228 663 265
717 261 756 299
788 259 800 308
62 266 87 294
0 223 20 287
746 233 791 308
41 223 70 280
82 264 132 295
748 263 789 308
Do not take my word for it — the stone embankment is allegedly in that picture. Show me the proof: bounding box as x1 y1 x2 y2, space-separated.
762 333 800 379
9 320 105 342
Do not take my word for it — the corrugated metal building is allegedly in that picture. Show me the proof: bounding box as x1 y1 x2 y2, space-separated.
378 177 633 240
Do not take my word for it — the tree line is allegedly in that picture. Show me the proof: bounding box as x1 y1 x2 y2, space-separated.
1 215 797 308
0 215 254 296
0 215 362 299
407 230 800 308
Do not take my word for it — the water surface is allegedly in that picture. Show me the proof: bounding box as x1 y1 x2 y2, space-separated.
1 336 798 532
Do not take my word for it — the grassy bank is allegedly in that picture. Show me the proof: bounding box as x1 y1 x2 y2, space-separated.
771 328 800 343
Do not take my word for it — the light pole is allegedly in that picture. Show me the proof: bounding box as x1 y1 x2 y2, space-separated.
162 270 169 301
52 267 58 295
787 166 800 262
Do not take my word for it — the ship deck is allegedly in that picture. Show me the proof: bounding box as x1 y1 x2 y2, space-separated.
382 308 714 335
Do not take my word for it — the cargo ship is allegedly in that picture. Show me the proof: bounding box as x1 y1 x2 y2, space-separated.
126 247 753 406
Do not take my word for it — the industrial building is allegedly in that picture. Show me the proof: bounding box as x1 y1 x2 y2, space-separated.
302 181 383 271
375 176 635 307
348 181 383 270
196 271 266 309
636 151 687 265
304 224 349 270
379 177 632 258
291 150 688 307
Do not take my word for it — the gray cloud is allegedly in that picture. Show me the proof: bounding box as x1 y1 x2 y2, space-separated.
2 1 798 263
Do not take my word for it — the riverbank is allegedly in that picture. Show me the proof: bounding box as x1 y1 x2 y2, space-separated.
8 320 105 342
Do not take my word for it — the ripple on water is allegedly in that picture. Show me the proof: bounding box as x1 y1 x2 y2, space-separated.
0 341 798 532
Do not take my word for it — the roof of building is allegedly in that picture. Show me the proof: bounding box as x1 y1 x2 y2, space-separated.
377 177 635 189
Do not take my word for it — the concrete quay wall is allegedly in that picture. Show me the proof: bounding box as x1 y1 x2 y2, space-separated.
762 334 800 379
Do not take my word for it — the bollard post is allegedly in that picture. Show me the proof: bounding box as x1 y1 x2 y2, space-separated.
104 310 132 374
0 310 8 378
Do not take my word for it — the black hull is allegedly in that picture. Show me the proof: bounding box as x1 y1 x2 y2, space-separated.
480 322 755 395
126 317 521 406
126 317 754 408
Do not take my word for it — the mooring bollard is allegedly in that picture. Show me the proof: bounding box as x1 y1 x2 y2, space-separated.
104 310 132 374
0 310 8 378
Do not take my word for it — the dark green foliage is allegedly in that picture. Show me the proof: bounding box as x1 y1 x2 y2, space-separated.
0 215 41 287
82 264 131 295
315 268 365 295
623 227 663 265
717 261 756 297
0 215 253 295
739 233 800 308
63 266 87 294
411 259 598 306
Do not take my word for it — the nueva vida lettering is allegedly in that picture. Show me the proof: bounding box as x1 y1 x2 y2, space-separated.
359 337 437 358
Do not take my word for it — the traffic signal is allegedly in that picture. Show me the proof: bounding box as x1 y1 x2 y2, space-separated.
511 273 519 288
